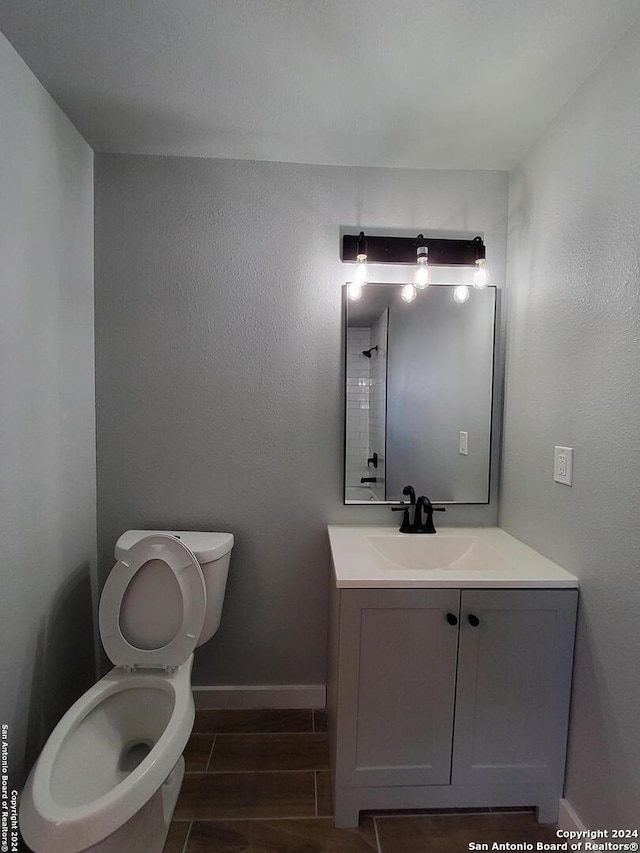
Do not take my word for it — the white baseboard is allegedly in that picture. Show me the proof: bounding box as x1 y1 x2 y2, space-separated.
192 684 326 710
558 798 587 832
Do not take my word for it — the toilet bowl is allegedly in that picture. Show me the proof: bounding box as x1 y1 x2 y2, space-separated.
19 530 233 853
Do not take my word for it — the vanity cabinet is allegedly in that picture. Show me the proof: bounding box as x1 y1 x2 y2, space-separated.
327 585 578 827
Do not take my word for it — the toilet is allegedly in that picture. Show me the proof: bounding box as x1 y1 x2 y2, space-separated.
19 529 233 853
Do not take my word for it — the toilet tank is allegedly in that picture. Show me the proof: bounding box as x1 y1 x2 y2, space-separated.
115 530 234 646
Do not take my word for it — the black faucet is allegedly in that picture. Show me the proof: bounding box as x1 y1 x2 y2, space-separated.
414 495 446 534
391 485 417 533
402 485 416 505
361 476 377 483
392 486 446 533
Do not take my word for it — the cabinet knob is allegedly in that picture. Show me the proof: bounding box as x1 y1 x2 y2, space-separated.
446 613 458 626
467 614 480 627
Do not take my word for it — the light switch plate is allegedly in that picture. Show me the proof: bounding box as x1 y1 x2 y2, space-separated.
554 446 574 486
459 431 468 455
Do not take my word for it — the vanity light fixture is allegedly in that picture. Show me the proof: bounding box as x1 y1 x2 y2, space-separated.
342 232 489 304
472 240 490 288
414 235 430 289
348 231 368 301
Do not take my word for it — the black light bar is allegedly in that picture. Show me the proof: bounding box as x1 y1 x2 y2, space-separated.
341 233 485 266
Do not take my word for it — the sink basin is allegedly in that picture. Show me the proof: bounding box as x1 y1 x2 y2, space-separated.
366 535 511 571
327 525 579 588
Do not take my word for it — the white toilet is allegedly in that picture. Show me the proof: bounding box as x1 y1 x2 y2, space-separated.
19 529 233 853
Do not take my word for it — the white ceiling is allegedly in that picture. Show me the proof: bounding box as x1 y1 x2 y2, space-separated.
1 0 638 169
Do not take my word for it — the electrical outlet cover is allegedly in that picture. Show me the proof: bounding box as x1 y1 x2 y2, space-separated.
554 446 574 486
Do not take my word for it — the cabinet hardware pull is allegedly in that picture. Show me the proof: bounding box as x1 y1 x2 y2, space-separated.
468 614 480 627
446 613 458 626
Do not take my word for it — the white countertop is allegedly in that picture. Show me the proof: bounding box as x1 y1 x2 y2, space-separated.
328 525 579 589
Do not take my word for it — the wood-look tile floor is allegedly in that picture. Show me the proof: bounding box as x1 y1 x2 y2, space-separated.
165 708 560 853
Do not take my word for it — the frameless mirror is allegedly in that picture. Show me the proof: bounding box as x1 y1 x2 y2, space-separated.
344 284 496 504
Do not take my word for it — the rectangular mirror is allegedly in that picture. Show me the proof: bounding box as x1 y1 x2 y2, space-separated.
344 283 496 504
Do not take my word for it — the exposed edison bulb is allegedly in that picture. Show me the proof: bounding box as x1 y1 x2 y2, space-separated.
453 284 470 304
354 252 368 287
415 264 430 288
415 244 430 289
473 258 490 289
401 284 417 303
348 281 363 301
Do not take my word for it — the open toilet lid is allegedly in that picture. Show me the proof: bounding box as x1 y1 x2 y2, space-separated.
99 533 206 669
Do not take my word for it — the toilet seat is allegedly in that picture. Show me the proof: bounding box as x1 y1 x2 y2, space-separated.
99 534 206 669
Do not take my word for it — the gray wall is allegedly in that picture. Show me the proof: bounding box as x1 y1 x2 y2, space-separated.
94 156 508 687
0 34 96 788
502 20 640 828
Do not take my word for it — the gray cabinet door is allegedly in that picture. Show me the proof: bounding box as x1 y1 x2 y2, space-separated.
452 588 578 787
336 588 460 788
